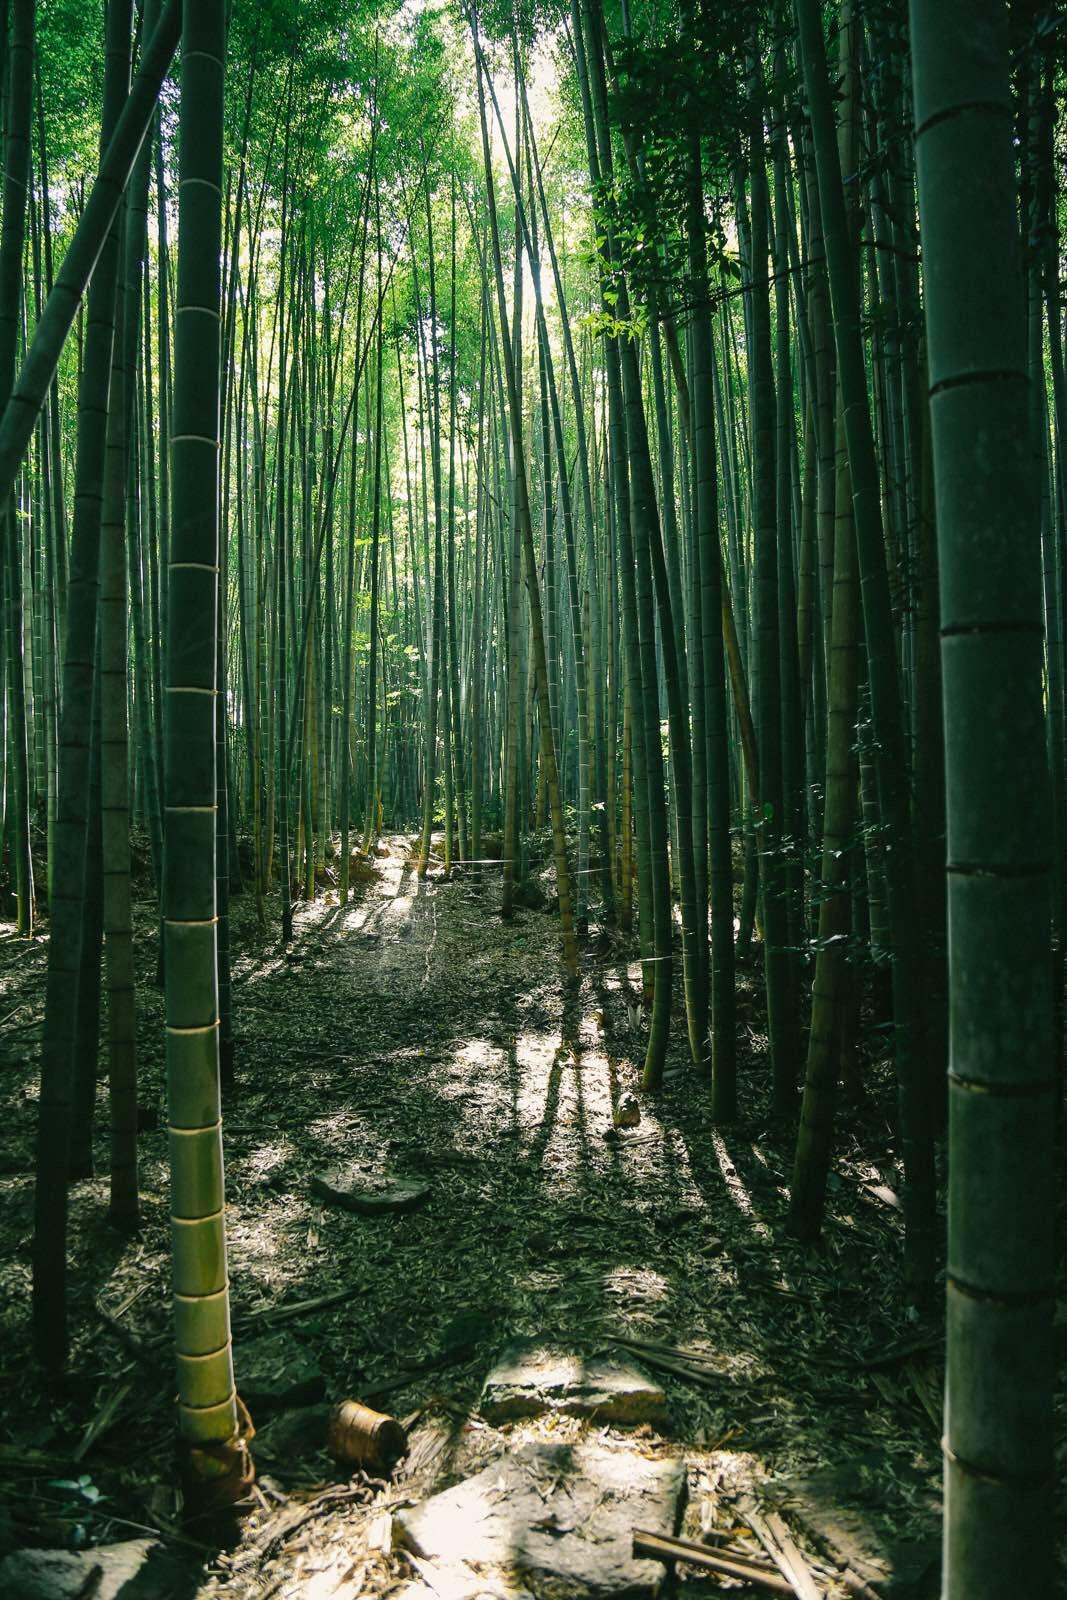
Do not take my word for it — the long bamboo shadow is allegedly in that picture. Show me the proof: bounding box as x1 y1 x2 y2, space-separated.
1 861 876 1580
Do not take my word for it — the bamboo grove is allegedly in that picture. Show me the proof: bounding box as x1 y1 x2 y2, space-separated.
1 0 1060 1588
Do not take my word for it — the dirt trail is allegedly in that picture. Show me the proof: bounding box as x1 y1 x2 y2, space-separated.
0 837 942 1596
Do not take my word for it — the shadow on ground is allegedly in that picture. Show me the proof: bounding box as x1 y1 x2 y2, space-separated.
0 834 952 1596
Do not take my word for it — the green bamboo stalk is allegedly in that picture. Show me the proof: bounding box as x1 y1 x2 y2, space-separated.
0 0 36 936
165 0 248 1491
0 0 180 511
794 0 935 1299
911 1 1054 1589
32 0 132 1373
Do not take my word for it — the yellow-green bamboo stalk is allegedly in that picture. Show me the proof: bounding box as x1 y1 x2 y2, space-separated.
165 0 246 1490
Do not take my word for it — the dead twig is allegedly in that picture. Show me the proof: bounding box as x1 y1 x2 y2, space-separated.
233 1284 365 1332
246 1483 372 1565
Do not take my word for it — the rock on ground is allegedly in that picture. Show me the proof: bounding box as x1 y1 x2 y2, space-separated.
310 1166 431 1215
396 1440 686 1598
480 1341 668 1427
0 1539 198 1599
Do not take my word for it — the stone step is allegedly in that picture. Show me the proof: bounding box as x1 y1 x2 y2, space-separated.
480 1341 668 1428
396 1440 686 1598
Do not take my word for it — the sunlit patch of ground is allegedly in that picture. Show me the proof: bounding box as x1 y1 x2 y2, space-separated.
0 833 950 1595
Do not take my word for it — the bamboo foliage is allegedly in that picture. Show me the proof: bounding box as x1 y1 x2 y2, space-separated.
5 7 1060 1562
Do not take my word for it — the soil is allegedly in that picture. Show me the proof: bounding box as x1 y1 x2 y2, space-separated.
0 834 972 1595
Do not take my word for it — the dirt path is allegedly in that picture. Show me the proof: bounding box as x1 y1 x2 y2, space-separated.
0 838 942 1596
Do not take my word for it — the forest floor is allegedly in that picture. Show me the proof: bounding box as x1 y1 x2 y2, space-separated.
0 833 1010 1598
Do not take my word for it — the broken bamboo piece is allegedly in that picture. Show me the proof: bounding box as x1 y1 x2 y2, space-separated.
633 1529 794 1593
235 1285 365 1332
327 1400 408 1472
698 1526 779 1567
739 1499 823 1600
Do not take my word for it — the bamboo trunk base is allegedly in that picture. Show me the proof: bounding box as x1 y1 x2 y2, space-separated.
179 1395 256 1518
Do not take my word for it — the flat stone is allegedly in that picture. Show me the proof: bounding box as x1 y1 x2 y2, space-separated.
311 1166 430 1215
396 1440 685 1598
480 1341 667 1427
403 1557 533 1600
0 1540 198 1599
237 1330 325 1412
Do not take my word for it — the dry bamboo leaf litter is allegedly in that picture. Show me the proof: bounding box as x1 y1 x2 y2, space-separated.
0 836 1035 1596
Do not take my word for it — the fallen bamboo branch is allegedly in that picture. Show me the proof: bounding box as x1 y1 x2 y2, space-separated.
739 1499 822 1600
74 1372 136 1461
233 1285 365 1332
0 1014 43 1034
0 1444 79 1472
696 1526 779 1568
860 1332 942 1370
861 1182 902 1213
840 1570 883 1600
94 1301 167 1362
781 1498 887 1599
633 1529 794 1593
610 1342 722 1388
614 1334 723 1371
618 1349 720 1386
